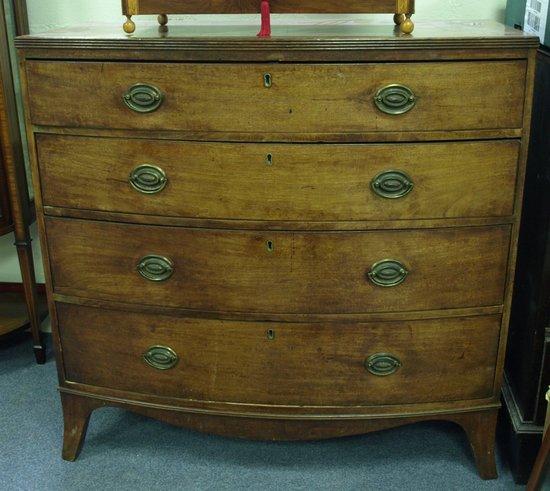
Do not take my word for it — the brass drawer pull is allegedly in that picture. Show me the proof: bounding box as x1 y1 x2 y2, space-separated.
129 164 167 194
374 84 416 115
371 170 414 199
123 83 164 113
137 255 174 282
365 353 402 376
368 259 408 287
143 345 178 370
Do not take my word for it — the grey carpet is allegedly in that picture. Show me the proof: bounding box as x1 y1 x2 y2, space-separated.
0 333 523 491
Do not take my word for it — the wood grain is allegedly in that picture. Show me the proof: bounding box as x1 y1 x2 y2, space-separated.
123 0 403 14
15 20 538 54
0 0 46 362
37 136 519 222
26 61 526 135
31 125 525 144
57 303 499 406
46 218 511 314
16 22 537 473
42 206 516 232
58 389 498 480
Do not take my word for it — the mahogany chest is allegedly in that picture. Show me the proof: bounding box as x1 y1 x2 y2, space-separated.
15 20 538 479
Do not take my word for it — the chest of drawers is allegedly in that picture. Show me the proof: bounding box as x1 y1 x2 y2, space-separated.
16 20 538 479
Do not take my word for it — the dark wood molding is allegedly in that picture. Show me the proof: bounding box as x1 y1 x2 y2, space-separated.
50 295 504 325
59 385 500 420
502 375 544 434
0 281 46 294
499 378 544 484
42 206 516 232
11 0 28 36
15 20 539 56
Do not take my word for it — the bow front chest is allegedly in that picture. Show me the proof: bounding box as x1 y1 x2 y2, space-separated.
16 20 538 479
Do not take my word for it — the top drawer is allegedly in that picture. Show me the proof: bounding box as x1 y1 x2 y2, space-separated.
25 61 527 135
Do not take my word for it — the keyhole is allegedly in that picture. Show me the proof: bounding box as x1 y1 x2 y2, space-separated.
264 73 272 88
267 329 275 340
265 153 273 166
266 240 274 252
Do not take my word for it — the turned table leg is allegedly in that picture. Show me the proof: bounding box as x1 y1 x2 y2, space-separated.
14 238 46 364
61 393 98 461
454 409 498 480
123 15 135 34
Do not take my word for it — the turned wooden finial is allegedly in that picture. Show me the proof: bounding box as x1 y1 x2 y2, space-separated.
400 14 415 34
123 15 135 34
158 14 168 32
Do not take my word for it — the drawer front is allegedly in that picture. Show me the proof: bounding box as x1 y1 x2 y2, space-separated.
27 61 526 134
38 136 519 221
57 303 500 405
47 218 510 314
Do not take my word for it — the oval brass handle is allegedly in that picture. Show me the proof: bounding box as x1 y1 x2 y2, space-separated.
123 83 164 113
365 353 402 376
143 345 178 370
367 259 408 287
137 255 174 282
371 170 413 199
374 84 416 115
129 165 167 194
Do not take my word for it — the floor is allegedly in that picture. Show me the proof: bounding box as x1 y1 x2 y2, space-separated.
1 332 523 491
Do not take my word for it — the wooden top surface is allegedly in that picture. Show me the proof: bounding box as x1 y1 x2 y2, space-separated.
15 19 539 51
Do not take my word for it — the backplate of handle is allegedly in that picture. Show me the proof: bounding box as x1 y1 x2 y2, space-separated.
365 353 402 376
367 259 409 287
371 170 414 199
143 345 178 370
129 164 167 194
137 255 174 282
374 84 416 115
123 83 164 113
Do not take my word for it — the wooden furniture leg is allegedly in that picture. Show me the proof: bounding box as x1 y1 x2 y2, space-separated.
393 13 405 26
527 421 550 490
123 15 135 34
453 409 498 480
61 392 99 461
0 18 46 363
396 0 415 33
15 236 45 364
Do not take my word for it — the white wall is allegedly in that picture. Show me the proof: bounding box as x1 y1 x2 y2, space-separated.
26 0 507 32
0 0 507 285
